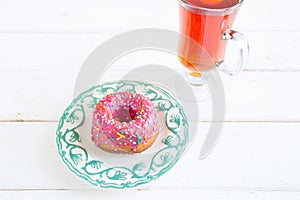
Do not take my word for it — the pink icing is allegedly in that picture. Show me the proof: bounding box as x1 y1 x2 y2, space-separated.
91 91 159 152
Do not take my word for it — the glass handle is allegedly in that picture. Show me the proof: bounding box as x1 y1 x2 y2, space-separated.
217 30 249 75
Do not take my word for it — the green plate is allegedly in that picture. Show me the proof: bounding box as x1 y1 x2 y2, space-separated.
56 80 189 189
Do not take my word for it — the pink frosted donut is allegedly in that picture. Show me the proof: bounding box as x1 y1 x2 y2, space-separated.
91 91 159 153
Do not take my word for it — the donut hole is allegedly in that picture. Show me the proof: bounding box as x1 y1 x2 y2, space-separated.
112 106 138 123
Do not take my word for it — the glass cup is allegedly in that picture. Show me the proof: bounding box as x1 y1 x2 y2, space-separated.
178 0 249 85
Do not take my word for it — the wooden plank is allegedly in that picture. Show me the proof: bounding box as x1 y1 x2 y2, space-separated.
0 31 299 71
1 190 300 200
0 70 299 121
220 71 300 121
244 32 300 71
0 0 298 32
0 122 300 190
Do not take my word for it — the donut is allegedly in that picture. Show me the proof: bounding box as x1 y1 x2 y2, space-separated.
91 91 159 153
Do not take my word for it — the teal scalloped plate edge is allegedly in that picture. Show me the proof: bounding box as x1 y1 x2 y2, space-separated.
56 80 189 189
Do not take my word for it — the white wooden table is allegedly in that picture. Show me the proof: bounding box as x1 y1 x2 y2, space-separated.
1 0 300 199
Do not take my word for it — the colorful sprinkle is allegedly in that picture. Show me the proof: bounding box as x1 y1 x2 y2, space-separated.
116 132 126 140
137 136 142 145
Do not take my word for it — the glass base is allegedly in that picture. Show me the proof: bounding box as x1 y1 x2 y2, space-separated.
175 79 212 102
175 69 216 102
183 70 206 86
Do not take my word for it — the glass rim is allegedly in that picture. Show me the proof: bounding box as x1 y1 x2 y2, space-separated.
179 0 244 15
